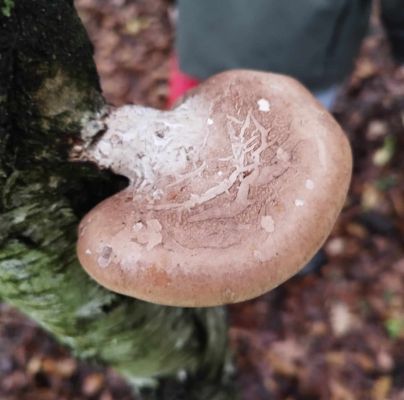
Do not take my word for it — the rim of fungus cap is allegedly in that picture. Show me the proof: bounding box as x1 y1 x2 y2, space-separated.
76 70 352 307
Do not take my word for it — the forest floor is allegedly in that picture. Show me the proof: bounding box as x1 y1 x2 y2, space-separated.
0 1 403 399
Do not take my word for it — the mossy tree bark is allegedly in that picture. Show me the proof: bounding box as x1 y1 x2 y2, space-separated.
0 1 236 398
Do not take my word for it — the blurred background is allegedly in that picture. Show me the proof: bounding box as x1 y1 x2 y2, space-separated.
0 0 403 399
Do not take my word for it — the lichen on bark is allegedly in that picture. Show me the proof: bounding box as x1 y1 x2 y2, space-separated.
0 1 236 398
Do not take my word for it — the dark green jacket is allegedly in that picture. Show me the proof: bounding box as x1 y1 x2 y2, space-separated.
177 0 404 90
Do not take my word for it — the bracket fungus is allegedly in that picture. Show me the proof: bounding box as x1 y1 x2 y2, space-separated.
77 70 352 307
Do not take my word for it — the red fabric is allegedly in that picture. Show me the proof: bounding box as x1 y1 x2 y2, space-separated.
167 54 200 109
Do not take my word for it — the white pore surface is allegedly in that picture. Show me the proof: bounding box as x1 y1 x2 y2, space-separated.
88 99 209 191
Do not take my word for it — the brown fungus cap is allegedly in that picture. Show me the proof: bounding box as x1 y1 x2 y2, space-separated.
77 70 352 307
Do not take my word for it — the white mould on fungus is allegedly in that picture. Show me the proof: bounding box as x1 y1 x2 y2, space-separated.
305 179 315 190
87 99 211 190
132 222 144 232
257 98 270 112
261 215 275 233
294 199 305 207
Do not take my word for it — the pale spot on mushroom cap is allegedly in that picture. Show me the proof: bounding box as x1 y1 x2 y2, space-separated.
254 250 265 262
98 245 113 268
132 222 144 232
133 219 163 251
120 242 143 271
152 189 164 200
261 215 275 233
276 147 290 161
207 118 214 125
147 219 162 231
305 179 314 190
222 288 236 303
294 199 305 207
146 236 162 251
257 98 270 112
85 249 92 255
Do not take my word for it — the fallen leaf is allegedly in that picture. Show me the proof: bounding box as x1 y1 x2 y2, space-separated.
330 379 356 400
371 376 392 400
330 303 353 336
83 372 105 396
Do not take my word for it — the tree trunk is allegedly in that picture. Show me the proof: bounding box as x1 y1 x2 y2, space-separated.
0 1 236 398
